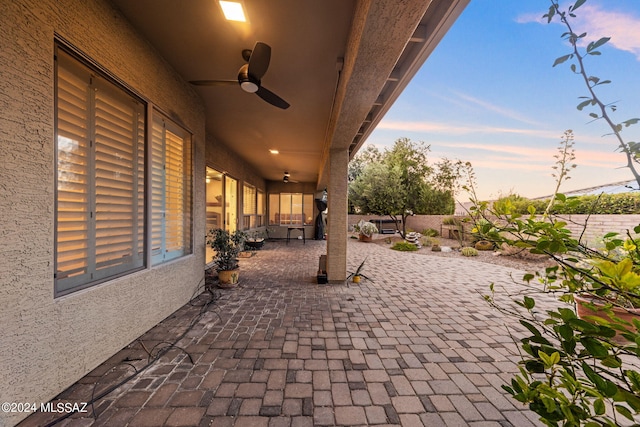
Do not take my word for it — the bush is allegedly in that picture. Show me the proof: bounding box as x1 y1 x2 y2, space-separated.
495 192 640 215
391 241 419 251
422 228 439 237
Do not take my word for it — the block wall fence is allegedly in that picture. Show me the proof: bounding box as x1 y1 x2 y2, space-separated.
349 214 640 245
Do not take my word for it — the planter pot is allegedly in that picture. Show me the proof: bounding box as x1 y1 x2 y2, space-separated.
218 269 240 288
245 239 265 250
575 294 640 341
359 234 372 242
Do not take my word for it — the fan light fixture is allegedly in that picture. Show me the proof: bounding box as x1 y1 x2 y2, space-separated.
283 171 290 183
219 1 246 22
237 64 258 93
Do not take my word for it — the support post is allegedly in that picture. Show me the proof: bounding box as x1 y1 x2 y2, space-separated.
326 148 348 282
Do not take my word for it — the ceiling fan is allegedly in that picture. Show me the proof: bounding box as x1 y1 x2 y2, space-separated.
283 171 299 183
190 42 290 110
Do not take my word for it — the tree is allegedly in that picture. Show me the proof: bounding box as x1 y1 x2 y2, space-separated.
348 145 381 183
349 138 464 237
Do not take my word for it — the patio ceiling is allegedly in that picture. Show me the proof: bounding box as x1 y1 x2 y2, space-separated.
110 0 469 188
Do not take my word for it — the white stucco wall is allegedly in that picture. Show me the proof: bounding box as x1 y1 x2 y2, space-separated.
0 1 206 425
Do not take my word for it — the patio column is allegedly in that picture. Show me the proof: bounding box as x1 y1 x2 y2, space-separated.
327 147 348 282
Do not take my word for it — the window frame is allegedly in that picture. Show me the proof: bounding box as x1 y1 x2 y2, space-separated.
53 43 195 296
150 112 193 265
268 193 314 226
54 45 146 296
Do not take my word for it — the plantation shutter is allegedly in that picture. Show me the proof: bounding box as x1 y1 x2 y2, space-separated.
93 80 145 279
257 190 264 215
55 49 145 294
165 128 186 254
56 56 91 286
243 184 257 229
151 116 165 262
151 114 192 264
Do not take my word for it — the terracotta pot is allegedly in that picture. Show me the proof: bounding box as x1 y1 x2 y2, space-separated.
359 234 372 242
575 294 640 341
218 269 239 288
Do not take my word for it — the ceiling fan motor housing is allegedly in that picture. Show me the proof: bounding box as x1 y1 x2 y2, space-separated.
238 64 259 93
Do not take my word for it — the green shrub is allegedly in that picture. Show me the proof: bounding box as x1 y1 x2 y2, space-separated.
422 228 439 237
442 216 457 225
494 192 640 215
391 241 418 251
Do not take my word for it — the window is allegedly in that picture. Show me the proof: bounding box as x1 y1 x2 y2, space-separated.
257 189 265 227
151 113 193 265
55 48 145 295
54 46 193 295
268 193 314 226
242 183 257 230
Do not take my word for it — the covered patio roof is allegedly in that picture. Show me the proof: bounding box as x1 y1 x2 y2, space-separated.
110 0 469 188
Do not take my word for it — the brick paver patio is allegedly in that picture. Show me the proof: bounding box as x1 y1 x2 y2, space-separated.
19 238 548 426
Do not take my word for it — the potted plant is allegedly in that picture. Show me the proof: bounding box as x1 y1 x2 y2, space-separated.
245 230 266 250
347 258 372 283
354 220 378 242
207 228 247 288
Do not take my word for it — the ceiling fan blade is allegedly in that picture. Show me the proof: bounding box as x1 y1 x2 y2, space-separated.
248 42 271 79
255 86 290 109
189 80 237 86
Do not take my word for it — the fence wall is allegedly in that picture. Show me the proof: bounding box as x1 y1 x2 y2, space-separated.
349 214 640 244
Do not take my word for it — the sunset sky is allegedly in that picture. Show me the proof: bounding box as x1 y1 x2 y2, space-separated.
366 0 640 201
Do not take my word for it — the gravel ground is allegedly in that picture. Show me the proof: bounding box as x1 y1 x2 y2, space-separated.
368 234 555 273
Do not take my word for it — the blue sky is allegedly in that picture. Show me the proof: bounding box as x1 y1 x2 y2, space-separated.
366 0 640 201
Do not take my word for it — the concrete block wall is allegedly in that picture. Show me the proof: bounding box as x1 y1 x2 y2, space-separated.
0 1 206 425
348 214 640 245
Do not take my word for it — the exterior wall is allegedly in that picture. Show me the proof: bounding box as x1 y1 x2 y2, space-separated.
0 1 206 425
207 135 267 194
206 134 267 232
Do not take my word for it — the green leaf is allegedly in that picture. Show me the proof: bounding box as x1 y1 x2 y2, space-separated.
520 320 542 337
600 355 622 369
525 360 545 373
627 370 640 392
523 296 535 310
594 398 605 415
553 54 572 67
615 404 634 421
587 37 611 53
577 99 593 110
580 336 608 358
543 5 555 23
572 0 587 11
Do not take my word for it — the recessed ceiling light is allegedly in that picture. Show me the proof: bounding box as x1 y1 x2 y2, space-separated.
219 1 246 22
269 149 279 154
